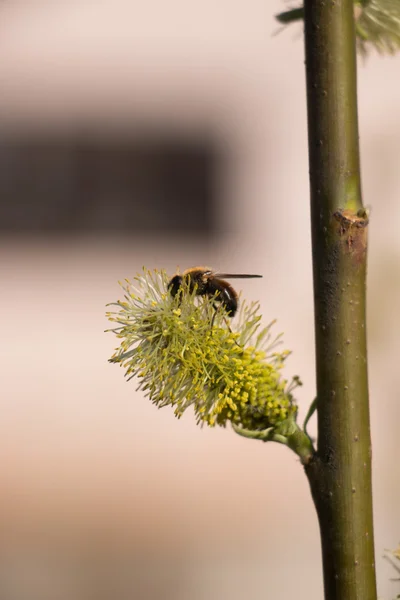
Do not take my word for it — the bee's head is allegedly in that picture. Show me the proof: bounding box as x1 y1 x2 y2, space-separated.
168 274 183 297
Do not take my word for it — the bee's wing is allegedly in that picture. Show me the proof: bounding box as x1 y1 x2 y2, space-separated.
215 273 262 279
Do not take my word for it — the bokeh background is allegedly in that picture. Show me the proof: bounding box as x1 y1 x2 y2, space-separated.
1 1 399 599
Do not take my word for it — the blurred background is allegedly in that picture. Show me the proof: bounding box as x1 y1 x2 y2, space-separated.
1 1 399 599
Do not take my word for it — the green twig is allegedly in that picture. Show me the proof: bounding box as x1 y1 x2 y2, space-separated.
303 0 377 597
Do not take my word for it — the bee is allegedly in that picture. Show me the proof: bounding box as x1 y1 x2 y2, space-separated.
168 266 262 318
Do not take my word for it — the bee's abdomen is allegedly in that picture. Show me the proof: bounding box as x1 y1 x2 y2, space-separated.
206 279 238 317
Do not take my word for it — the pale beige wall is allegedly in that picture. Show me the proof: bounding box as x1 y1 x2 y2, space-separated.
1 2 400 599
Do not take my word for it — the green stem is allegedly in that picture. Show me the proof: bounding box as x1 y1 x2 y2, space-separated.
232 423 315 465
304 0 376 599
285 427 315 464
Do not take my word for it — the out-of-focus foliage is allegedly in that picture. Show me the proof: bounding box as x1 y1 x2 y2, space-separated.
384 545 400 599
356 0 400 55
276 0 400 55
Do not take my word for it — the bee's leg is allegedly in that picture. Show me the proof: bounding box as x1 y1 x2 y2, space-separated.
221 314 244 348
209 306 242 347
210 303 219 328
211 313 233 334
209 301 233 331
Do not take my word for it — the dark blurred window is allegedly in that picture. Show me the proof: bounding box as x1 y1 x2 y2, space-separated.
0 136 217 235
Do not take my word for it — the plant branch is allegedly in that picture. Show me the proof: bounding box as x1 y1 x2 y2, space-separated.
304 0 377 598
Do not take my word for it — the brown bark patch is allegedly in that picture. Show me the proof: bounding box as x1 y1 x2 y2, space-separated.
333 209 368 264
